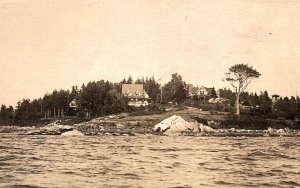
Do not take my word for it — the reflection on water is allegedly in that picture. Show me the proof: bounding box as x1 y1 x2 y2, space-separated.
0 134 299 188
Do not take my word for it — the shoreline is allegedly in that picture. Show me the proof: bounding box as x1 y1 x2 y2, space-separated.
1 107 300 137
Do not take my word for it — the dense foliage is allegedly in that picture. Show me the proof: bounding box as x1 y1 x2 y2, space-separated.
162 73 187 103
0 76 162 123
0 72 299 125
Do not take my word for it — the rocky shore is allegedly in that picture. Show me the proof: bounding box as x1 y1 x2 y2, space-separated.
1 107 300 137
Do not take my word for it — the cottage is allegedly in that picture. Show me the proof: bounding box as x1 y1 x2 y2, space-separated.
68 99 79 116
241 101 253 112
121 84 151 107
188 85 215 100
69 99 79 109
272 94 280 104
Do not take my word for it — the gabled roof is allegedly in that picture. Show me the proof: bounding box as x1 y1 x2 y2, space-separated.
69 99 79 108
242 101 252 106
199 86 214 95
122 84 150 99
205 87 214 94
188 85 215 96
188 86 199 95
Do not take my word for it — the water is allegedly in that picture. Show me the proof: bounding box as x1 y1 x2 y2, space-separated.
0 134 299 188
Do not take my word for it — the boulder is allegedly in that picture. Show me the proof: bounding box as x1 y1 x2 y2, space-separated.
26 122 74 135
61 130 84 136
267 127 275 134
276 129 285 134
199 124 217 135
45 124 73 132
153 115 201 136
116 123 125 128
207 120 220 128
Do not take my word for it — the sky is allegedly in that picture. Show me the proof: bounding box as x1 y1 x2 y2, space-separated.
1 0 300 106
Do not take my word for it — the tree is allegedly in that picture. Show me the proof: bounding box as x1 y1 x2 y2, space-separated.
218 88 236 105
0 105 7 121
126 75 133 84
259 91 272 114
225 64 261 115
163 73 187 103
210 87 217 98
251 92 260 107
144 76 161 103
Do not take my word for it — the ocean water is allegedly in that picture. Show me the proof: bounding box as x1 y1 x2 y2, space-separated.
0 134 299 188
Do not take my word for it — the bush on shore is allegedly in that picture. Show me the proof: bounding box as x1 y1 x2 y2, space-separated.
219 115 300 130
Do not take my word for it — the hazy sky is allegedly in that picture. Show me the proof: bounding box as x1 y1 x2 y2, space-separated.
1 0 300 106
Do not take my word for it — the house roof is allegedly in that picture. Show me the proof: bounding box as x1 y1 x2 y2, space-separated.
199 86 214 95
69 99 79 108
188 86 199 95
205 87 214 94
188 85 215 96
242 101 252 106
121 84 150 99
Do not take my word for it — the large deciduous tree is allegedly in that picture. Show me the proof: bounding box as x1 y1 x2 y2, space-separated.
225 64 261 115
163 73 187 104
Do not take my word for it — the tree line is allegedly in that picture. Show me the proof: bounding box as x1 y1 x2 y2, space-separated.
0 70 299 123
0 76 162 123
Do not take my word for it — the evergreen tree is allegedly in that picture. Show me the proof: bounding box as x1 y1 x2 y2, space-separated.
259 91 272 114
0 105 7 121
210 87 217 98
126 75 133 84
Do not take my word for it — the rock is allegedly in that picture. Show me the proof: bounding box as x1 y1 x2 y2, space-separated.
25 122 74 135
153 115 200 136
108 115 117 119
54 120 62 124
73 122 87 127
267 127 275 134
207 120 220 128
116 123 125 128
112 132 120 136
44 124 73 134
199 124 217 135
276 129 285 134
61 130 84 136
284 127 292 133
90 118 103 123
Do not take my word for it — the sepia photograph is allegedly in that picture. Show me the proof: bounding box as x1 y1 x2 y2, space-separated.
0 0 299 187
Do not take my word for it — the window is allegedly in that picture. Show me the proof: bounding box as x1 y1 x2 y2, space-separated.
134 90 140 96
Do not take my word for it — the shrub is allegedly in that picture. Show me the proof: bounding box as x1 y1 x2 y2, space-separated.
221 115 269 130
